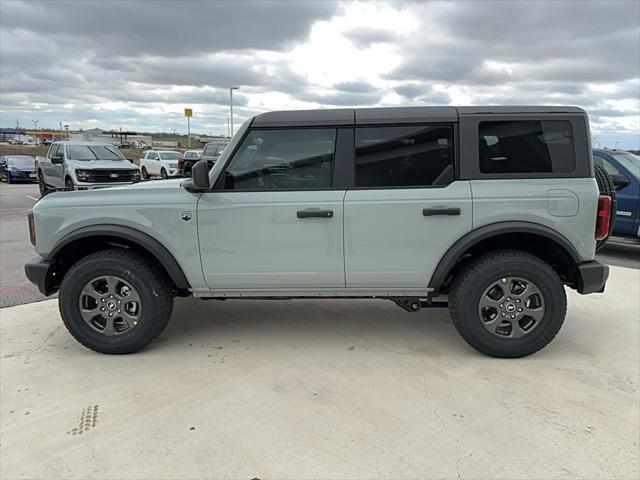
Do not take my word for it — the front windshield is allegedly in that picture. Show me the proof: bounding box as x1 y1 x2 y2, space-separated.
159 152 181 160
67 145 125 161
611 152 640 180
7 156 35 166
208 119 250 184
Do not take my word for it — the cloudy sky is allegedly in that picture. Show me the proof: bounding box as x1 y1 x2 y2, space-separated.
1 0 638 148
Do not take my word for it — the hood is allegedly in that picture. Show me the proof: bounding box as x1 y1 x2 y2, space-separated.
9 163 36 170
110 178 184 190
66 159 138 170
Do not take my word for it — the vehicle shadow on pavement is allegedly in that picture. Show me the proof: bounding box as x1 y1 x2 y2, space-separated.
156 297 469 357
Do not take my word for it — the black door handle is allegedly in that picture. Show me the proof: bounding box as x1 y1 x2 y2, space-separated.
423 207 461 216
297 209 334 219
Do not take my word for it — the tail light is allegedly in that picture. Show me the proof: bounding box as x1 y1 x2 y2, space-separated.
595 195 612 241
28 212 36 246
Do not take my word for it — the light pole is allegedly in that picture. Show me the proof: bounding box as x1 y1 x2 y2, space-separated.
229 86 239 137
32 120 39 143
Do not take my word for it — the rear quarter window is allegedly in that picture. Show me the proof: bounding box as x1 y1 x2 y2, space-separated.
479 120 575 174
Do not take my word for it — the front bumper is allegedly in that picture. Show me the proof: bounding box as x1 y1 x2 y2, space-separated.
576 260 609 294
24 256 57 296
9 170 37 181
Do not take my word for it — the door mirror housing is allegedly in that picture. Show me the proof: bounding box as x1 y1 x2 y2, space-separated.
51 154 64 164
611 174 630 189
191 159 210 190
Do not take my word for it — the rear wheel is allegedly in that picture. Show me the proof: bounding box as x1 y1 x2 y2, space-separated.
594 163 616 251
449 250 567 358
141 167 149 179
161 168 168 179
59 249 174 354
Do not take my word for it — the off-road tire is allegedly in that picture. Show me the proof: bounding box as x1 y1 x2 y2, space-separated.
594 163 616 251
449 250 567 358
38 171 48 196
161 168 168 179
59 249 174 354
141 167 149 179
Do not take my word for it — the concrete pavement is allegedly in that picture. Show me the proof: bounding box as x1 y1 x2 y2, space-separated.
1 266 638 479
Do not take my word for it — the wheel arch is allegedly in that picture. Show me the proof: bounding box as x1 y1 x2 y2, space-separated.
429 221 582 294
47 225 191 294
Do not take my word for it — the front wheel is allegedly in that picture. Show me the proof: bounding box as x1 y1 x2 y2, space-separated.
449 250 567 358
161 168 168 179
58 249 174 354
141 167 149 179
65 178 75 190
6 172 12 184
38 171 48 196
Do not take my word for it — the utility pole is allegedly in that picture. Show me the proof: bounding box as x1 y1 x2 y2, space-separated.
32 120 39 143
229 86 239 137
227 118 230 138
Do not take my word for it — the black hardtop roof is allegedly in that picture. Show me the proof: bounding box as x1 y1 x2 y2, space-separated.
252 106 587 127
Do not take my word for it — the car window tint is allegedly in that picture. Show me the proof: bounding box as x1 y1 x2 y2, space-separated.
224 128 336 191
355 125 454 188
479 121 575 174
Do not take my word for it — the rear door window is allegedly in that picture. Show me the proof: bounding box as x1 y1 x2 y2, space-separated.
354 125 454 188
479 120 575 174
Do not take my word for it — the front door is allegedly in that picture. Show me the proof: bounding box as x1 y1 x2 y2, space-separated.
198 127 346 290
344 124 472 288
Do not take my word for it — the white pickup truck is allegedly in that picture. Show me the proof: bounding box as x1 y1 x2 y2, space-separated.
36 141 141 196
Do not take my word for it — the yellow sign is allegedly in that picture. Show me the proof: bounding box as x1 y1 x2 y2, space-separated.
184 108 192 117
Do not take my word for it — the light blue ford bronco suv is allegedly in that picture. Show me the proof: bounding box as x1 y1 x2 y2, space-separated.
25 106 611 357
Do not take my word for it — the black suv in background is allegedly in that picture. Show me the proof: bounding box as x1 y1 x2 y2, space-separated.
200 141 228 169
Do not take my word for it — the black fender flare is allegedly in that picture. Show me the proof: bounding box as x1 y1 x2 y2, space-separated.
428 221 581 290
47 224 191 290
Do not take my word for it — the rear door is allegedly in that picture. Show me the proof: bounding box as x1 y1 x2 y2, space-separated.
344 124 472 288
198 127 346 290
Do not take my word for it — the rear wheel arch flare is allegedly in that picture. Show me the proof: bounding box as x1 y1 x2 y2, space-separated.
429 221 581 292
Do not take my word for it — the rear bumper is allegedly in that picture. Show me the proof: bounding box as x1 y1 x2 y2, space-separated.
576 260 609 294
24 256 57 296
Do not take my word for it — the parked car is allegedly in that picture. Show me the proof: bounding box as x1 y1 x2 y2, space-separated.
25 106 609 357
22 139 36 146
8 137 23 145
593 149 639 243
0 155 36 183
35 141 141 196
200 141 228 169
139 150 182 179
178 149 204 177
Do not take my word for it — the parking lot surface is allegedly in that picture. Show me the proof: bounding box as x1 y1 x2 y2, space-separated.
0 182 45 307
1 265 638 479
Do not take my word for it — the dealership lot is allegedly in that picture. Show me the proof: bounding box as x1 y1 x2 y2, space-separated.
1 266 638 479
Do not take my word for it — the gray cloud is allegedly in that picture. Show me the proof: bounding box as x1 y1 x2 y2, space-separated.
343 27 398 48
0 0 638 148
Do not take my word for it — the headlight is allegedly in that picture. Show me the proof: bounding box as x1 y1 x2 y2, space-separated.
168 163 178 168
75 170 91 181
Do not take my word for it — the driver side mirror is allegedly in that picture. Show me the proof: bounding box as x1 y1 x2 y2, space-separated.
51 154 64 164
611 174 630 189
191 159 210 190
